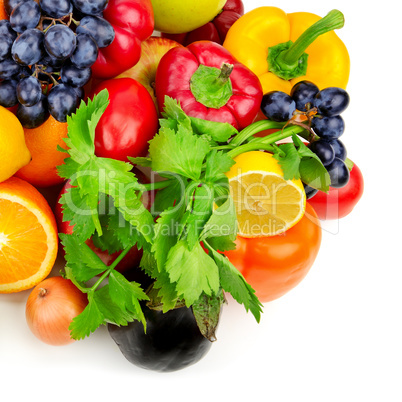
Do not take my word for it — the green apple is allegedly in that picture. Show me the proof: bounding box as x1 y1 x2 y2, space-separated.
151 0 227 34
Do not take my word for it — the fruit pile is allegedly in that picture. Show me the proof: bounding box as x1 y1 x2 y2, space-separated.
0 1 364 373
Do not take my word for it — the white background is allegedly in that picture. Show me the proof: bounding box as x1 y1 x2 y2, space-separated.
1 0 401 401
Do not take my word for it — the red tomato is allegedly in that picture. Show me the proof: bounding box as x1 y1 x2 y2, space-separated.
224 203 322 303
308 162 364 220
91 77 158 161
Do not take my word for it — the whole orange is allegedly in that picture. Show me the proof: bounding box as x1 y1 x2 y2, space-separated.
0 0 7 19
15 116 69 187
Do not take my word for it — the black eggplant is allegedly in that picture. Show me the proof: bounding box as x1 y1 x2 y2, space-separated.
108 305 213 372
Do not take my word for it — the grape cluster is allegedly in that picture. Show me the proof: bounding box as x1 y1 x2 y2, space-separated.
260 81 351 197
0 0 114 128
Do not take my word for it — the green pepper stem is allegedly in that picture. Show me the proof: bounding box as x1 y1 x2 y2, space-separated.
268 10 345 80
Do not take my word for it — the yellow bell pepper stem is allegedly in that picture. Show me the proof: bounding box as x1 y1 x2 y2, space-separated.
269 10 345 80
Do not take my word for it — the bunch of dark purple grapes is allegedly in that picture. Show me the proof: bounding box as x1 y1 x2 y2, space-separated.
0 0 114 128
260 81 350 198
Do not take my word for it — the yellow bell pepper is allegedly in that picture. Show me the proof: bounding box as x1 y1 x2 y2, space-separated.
223 7 350 95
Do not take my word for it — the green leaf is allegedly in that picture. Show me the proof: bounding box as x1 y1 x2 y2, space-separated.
165 240 220 306
189 116 238 143
149 124 211 181
127 156 152 168
60 233 106 282
108 270 148 326
161 96 192 128
69 293 104 340
200 196 237 241
64 89 109 162
185 183 214 250
273 142 301 180
205 149 235 183
192 292 224 341
292 136 331 191
152 202 185 272
204 242 263 323
152 176 188 215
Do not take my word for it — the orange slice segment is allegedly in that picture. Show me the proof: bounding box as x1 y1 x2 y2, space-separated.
0 177 58 293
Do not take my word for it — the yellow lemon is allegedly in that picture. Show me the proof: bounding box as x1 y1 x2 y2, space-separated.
226 151 306 237
0 107 31 183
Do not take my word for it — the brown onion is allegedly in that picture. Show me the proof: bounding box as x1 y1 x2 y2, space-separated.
25 276 88 346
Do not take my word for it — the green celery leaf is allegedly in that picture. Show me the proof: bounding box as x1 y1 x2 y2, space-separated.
69 293 105 340
59 185 97 242
92 285 136 326
60 233 106 282
152 176 188 216
204 242 263 323
200 196 237 241
205 149 235 183
189 116 238 143
152 201 186 272
160 96 191 127
165 240 220 307
292 135 331 191
64 89 109 162
273 142 301 180
205 236 236 252
127 156 152 168
108 270 148 326
185 183 214 250
149 124 211 181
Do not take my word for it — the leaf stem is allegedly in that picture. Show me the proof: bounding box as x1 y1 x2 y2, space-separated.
230 120 285 147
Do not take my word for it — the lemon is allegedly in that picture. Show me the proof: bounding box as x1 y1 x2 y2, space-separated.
226 151 306 237
0 106 31 183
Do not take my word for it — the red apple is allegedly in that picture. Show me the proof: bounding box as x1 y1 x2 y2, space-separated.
115 36 183 114
55 168 154 274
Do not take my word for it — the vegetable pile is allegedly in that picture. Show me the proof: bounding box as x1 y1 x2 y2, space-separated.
0 0 364 373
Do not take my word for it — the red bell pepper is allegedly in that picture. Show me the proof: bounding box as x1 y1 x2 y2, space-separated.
154 41 263 130
162 0 244 46
91 0 154 79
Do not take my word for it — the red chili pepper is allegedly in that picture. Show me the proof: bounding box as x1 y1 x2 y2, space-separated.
91 0 154 79
154 41 263 130
162 0 244 46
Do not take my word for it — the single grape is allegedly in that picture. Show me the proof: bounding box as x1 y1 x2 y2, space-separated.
309 140 335 166
314 87 350 117
290 80 319 111
17 76 42 106
60 63 91 87
260 91 296 122
10 0 41 33
17 93 50 128
303 183 318 200
71 0 108 16
0 79 19 107
0 20 17 62
70 33 98 68
39 53 65 69
44 25 77 60
40 0 73 18
47 83 79 122
76 15 115 48
0 58 22 80
12 28 45 66
322 138 347 161
326 157 350 188
3 0 30 15
72 86 85 101
312 115 345 139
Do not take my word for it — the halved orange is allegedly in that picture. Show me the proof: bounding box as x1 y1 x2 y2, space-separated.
0 177 58 293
